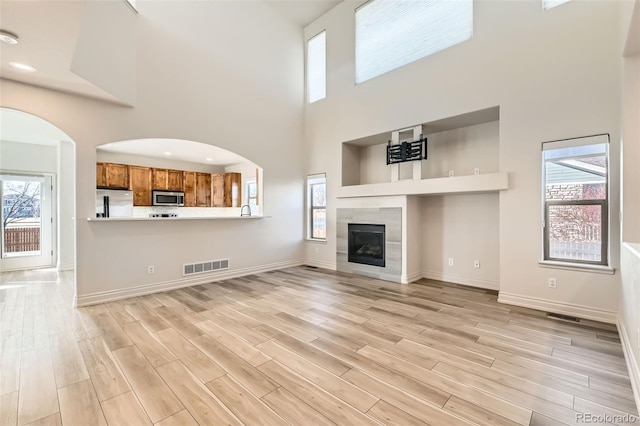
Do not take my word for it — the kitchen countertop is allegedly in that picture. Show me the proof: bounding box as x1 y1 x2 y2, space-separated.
87 216 269 221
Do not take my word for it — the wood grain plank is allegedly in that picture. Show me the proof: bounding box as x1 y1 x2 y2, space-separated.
256 339 378 412
443 396 521 426
261 387 336 426
77 337 131 401
123 321 176 367
190 334 277 397
206 375 288 426
366 400 428 426
89 312 133 351
197 320 271 367
17 348 58 426
154 328 225 383
49 331 90 388
0 336 21 395
156 361 242 426
258 360 380 426
22 413 62 426
112 346 183 423
154 410 198 426
101 392 152 426
57 379 107 426
0 391 18 426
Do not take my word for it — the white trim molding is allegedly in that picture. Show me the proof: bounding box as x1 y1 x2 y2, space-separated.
498 292 617 324
402 271 424 284
57 263 75 272
75 259 303 307
304 259 336 270
422 270 499 291
618 317 640 413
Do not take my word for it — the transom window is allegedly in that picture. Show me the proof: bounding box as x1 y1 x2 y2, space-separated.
355 0 473 83
307 31 326 103
542 134 609 266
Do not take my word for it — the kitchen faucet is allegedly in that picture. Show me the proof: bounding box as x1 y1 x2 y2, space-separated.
240 204 251 217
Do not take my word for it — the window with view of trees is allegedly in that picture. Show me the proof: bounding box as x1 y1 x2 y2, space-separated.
307 174 326 240
542 134 609 265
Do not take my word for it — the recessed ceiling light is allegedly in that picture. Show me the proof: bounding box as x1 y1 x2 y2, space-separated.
206 157 213 161
9 62 36 72
0 30 19 45
164 151 172 156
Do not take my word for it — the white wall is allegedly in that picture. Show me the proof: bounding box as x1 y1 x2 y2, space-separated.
422 193 500 290
96 151 226 174
0 0 304 303
303 0 624 320
0 140 75 271
1 140 57 173
58 140 75 270
619 0 640 407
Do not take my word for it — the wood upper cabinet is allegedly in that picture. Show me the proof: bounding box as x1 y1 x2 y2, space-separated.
196 173 212 207
96 162 129 189
152 168 184 191
211 174 224 207
129 166 153 206
224 172 242 207
183 172 197 207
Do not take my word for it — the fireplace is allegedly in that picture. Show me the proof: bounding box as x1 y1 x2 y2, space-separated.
348 223 385 267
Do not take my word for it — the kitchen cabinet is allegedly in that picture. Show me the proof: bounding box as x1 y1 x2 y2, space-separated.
96 162 129 190
183 172 197 207
152 168 184 191
211 174 224 207
129 166 153 206
196 173 212 207
224 172 242 207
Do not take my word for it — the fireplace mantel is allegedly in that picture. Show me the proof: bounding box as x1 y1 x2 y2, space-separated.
336 172 508 199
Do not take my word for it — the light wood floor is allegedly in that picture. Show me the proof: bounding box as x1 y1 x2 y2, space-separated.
0 266 637 426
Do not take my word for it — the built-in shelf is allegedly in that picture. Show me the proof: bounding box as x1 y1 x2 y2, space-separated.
87 216 269 222
336 172 508 199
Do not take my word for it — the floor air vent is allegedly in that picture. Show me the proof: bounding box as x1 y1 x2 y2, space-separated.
546 312 580 323
183 259 229 276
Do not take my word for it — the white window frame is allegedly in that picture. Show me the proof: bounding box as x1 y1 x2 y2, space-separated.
307 31 326 104
543 0 570 10
355 0 473 84
307 173 326 241
541 134 610 269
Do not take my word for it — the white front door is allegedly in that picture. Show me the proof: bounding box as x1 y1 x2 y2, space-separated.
0 174 55 271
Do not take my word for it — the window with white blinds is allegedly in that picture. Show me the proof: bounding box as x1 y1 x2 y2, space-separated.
543 0 570 10
307 31 326 103
355 0 473 84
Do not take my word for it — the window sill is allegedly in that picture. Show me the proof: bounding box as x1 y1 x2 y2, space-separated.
538 260 615 275
305 238 327 244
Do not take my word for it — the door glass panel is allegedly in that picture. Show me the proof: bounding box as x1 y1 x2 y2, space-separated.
2 178 42 258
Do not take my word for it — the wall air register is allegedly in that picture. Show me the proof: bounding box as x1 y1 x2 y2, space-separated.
183 259 229 276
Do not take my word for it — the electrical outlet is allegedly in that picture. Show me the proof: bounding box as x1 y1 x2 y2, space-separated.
548 278 557 288
474 260 480 268
148 265 155 274
448 170 455 177
448 258 454 266
474 167 480 175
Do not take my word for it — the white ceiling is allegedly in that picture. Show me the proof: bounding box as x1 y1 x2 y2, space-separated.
97 139 249 166
0 0 341 104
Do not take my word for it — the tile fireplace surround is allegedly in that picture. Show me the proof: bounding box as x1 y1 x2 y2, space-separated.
336 207 402 282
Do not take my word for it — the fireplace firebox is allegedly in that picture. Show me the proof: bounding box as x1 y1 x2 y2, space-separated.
348 223 385 267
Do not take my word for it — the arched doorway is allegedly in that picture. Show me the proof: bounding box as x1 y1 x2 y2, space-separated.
0 108 76 281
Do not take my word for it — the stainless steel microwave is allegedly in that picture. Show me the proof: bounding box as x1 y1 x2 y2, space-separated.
152 190 184 206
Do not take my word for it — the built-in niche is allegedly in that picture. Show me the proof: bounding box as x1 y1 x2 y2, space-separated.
341 106 500 187
95 138 263 219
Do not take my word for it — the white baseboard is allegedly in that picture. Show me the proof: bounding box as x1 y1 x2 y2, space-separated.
422 270 499 291
402 271 423 284
498 292 617 324
618 318 640 414
57 263 75 272
303 259 336 270
75 259 304 307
